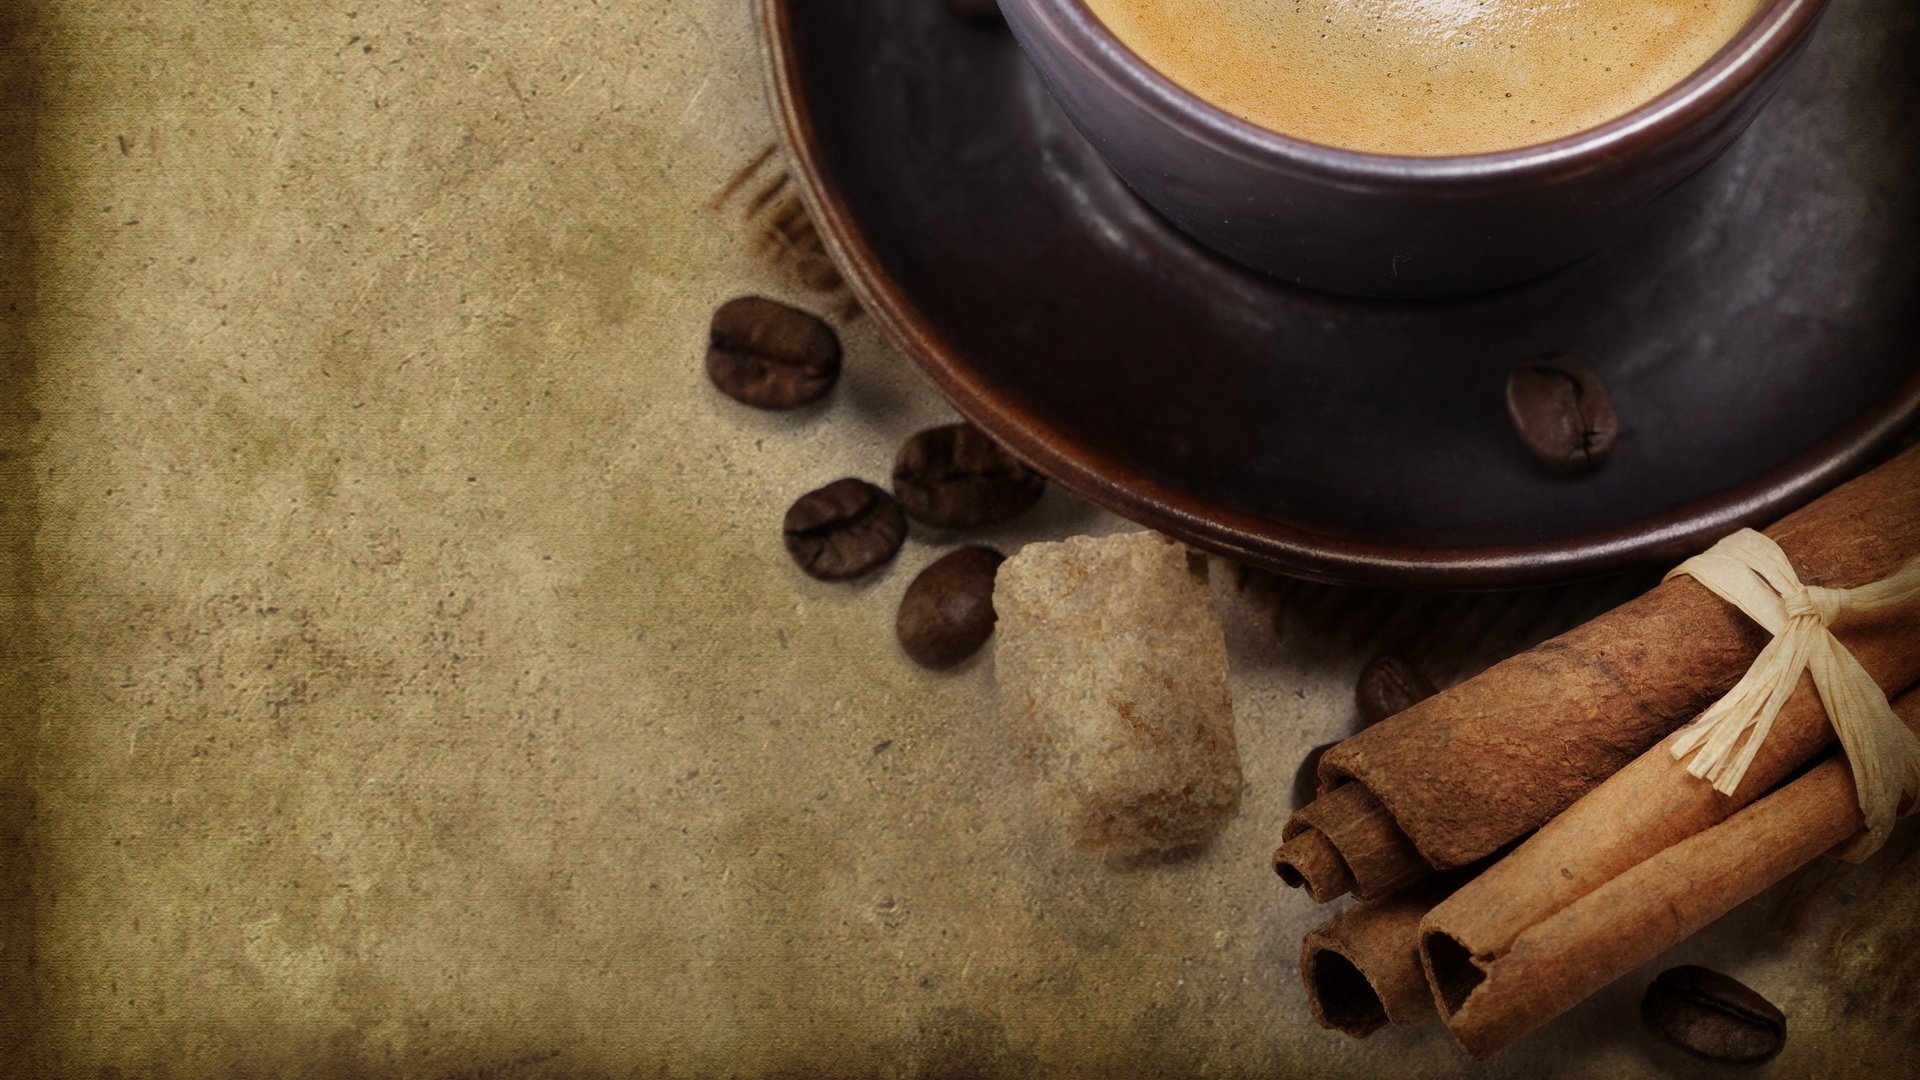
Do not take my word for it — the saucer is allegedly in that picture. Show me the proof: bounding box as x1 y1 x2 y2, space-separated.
760 0 1920 588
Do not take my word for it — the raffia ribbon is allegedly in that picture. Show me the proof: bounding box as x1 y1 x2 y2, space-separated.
1664 529 1920 860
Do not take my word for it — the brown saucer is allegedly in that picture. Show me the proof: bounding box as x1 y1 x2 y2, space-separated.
760 0 1920 588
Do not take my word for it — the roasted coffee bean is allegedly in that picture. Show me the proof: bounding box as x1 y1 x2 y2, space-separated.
892 423 1046 528
1505 354 1619 473
896 546 1005 669
706 296 841 409
946 0 1005 27
1355 656 1437 726
1293 741 1337 811
1642 966 1785 1065
784 478 907 581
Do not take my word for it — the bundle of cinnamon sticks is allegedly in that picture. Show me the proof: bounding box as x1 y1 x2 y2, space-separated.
1279 446 1920 1056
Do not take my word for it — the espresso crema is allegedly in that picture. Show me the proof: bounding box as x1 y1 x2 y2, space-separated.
1083 0 1770 156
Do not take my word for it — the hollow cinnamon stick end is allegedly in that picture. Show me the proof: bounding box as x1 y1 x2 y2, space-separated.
1301 932 1390 1038
1420 928 1485 1017
1274 828 1356 902
1419 926 1502 1060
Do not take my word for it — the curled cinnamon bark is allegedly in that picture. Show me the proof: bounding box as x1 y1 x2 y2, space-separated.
1422 685 1920 1058
1301 876 1463 1037
1278 447 1920 902
1420 606 1920 988
1276 783 1423 901
1273 829 1353 902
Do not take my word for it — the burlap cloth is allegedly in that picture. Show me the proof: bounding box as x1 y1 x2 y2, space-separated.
1 3 1910 1075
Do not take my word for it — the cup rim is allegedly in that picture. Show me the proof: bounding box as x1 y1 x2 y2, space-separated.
1021 0 1828 184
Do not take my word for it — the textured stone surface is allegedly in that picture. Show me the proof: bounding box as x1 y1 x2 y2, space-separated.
0 1 1909 1076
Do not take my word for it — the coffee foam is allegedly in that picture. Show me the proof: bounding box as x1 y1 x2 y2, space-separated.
1083 0 1768 156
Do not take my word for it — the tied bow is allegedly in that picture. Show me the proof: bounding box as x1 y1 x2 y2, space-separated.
1665 529 1920 860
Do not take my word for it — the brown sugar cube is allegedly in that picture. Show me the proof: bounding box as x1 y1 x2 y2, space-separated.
993 531 1243 856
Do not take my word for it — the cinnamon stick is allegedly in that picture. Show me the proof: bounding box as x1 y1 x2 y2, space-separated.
1420 601 1920 978
1273 829 1354 902
1423 685 1920 1059
1280 446 1920 901
1301 876 1462 1037
1275 782 1422 901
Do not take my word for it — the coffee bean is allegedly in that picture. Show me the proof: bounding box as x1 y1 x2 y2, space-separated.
1293 741 1337 811
784 479 907 581
1642 966 1785 1065
1355 656 1437 726
897 546 1004 669
1505 355 1619 473
892 423 1045 528
707 296 841 410
946 0 1005 28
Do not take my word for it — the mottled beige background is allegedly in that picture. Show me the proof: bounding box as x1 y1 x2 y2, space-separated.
1 2 1913 1077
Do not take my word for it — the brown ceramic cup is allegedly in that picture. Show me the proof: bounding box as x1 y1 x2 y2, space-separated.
999 0 1829 298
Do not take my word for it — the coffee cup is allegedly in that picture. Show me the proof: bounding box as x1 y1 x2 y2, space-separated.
998 0 1828 297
